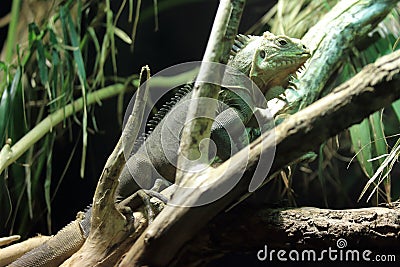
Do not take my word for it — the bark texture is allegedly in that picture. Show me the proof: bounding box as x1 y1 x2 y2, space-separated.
178 206 400 266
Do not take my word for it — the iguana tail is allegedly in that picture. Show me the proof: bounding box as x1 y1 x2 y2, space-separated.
8 208 91 267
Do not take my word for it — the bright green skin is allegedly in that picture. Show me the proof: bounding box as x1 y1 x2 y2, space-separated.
9 32 310 267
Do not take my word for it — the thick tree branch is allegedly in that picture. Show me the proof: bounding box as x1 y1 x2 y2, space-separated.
288 0 398 107
178 206 400 266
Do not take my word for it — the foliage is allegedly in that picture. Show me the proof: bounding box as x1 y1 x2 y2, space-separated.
0 0 140 236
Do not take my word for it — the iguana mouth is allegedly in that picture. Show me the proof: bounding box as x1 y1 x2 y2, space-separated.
269 58 308 68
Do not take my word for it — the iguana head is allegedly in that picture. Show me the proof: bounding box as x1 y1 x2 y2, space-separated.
229 31 311 96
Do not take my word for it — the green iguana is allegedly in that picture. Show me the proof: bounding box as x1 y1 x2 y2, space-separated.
8 31 310 267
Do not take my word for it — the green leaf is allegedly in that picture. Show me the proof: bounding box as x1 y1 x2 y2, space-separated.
370 111 391 201
391 98 400 121
393 37 399 50
28 23 40 46
0 63 9 142
66 13 86 82
0 68 22 142
369 111 387 165
65 8 88 178
318 143 328 207
87 27 100 74
36 40 52 99
350 118 374 177
114 26 133 44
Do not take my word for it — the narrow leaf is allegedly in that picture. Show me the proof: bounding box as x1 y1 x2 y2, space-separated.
350 118 373 177
114 27 133 44
66 10 88 178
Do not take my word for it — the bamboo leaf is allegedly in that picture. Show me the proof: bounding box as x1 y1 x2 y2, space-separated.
87 27 100 74
370 110 390 202
65 8 88 178
394 36 399 50
391 98 400 121
114 27 133 44
349 119 374 178
66 12 86 82
370 111 387 165
360 139 400 201
0 68 21 142
36 40 52 99
153 0 159 31
107 1 117 74
318 143 328 207
0 63 10 142
50 29 60 110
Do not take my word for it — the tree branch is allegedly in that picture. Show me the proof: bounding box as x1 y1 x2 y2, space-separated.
289 0 398 107
176 0 245 181
61 67 151 266
177 206 400 266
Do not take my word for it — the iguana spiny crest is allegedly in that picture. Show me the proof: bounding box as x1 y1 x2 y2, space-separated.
229 31 311 97
145 32 310 147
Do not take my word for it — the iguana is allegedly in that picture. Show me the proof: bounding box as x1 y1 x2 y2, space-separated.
8 31 310 267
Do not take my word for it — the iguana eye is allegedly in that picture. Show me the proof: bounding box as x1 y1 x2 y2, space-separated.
260 50 266 59
278 39 288 46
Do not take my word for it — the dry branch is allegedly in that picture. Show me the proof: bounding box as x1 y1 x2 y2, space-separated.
60 67 152 266
178 206 400 266
176 0 245 180
0 236 50 266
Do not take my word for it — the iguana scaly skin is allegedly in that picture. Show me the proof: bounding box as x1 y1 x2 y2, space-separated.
9 32 310 267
